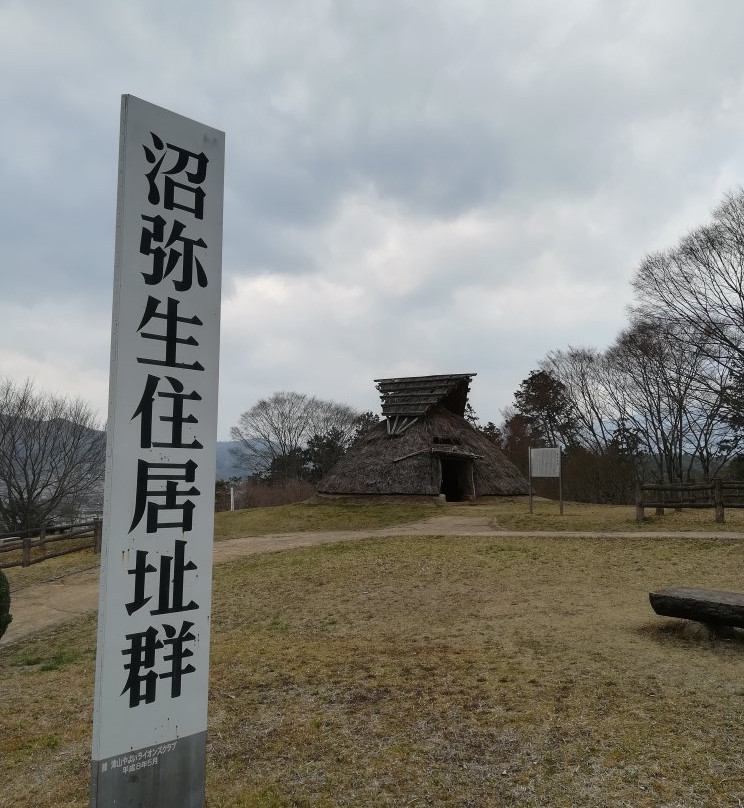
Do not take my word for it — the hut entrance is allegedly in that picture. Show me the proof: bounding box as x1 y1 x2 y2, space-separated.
440 457 473 501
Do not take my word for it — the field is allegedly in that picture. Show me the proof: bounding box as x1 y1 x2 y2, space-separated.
2 500 744 807
7 498 744 593
216 496 744 537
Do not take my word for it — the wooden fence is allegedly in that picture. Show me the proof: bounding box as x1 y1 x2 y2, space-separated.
0 519 102 569
635 480 744 524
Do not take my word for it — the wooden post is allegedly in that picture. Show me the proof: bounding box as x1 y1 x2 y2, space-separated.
655 484 664 516
714 477 724 523
93 518 103 554
528 447 533 514
22 536 32 567
635 484 644 523
38 524 47 563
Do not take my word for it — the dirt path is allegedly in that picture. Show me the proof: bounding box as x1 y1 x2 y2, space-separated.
4 513 744 647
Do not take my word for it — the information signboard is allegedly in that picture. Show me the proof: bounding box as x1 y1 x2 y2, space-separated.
90 95 224 808
528 447 563 515
530 447 561 478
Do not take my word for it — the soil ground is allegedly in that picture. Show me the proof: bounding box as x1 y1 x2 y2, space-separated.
3 512 744 646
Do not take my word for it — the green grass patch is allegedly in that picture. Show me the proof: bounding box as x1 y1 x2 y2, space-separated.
3 549 99 592
37 649 81 672
214 498 443 539
10 643 86 672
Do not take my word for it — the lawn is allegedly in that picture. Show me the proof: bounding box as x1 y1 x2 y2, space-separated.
460 497 744 533
214 495 744 538
213 498 444 539
2 529 743 807
3 550 100 593
3 499 441 591
6 495 743 593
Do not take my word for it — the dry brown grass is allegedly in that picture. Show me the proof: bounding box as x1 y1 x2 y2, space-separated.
461 496 744 533
214 496 744 541
5 497 741 600
2 500 439 591
5 495 739 591
2 531 744 807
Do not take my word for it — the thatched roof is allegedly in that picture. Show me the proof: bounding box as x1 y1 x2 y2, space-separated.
317 404 528 497
374 373 475 435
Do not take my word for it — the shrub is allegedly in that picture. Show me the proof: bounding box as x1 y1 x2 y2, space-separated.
0 568 12 640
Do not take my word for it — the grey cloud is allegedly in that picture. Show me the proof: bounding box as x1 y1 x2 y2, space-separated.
3 0 744 438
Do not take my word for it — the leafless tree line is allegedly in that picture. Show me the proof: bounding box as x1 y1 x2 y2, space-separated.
542 330 740 484
506 189 744 495
0 378 105 530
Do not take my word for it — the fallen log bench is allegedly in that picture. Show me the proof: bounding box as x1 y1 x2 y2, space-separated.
649 587 744 628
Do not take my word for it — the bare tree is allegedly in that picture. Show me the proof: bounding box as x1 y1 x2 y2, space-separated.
0 378 105 530
632 189 744 372
603 321 741 483
304 398 362 448
678 342 742 480
540 348 617 453
605 323 693 483
540 332 742 493
230 391 360 481
518 352 637 501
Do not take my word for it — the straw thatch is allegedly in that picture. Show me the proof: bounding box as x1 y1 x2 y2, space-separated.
317 403 528 499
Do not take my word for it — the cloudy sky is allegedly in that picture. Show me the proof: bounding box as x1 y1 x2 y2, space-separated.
3 0 744 438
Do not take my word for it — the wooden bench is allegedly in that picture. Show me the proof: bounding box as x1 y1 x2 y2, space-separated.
649 587 744 628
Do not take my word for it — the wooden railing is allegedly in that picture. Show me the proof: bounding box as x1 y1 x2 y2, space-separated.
635 480 744 524
0 519 102 568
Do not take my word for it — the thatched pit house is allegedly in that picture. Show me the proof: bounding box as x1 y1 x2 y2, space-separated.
318 373 529 501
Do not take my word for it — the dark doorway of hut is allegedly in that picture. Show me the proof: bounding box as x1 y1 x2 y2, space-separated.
440 457 474 501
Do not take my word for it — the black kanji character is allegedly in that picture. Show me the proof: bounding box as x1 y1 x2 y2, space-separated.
136 296 204 372
144 132 208 219
125 541 199 616
140 215 208 291
121 626 163 707
129 459 200 533
132 374 203 450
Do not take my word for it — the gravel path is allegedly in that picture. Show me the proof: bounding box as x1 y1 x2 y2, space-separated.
3 514 744 646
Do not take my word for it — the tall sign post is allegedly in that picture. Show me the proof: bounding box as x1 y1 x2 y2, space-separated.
528 447 563 515
91 95 224 808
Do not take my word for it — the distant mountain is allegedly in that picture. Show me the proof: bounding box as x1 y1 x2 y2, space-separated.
216 441 253 480
87 435 250 482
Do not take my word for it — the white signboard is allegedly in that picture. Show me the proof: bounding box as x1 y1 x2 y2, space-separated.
91 95 224 808
530 447 561 478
